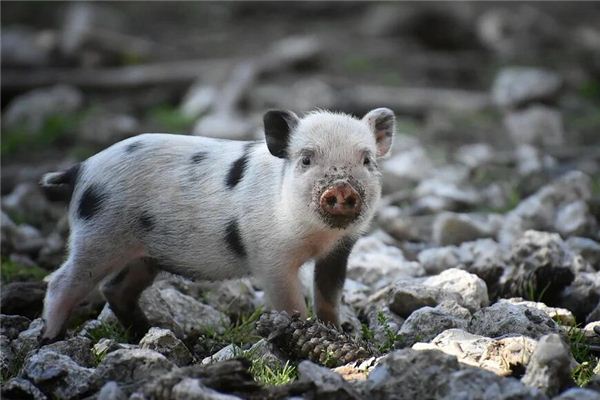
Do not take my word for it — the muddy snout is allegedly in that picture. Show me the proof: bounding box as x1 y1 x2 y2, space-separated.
319 181 362 219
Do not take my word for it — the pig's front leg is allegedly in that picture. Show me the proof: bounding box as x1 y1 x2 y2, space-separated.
259 259 307 318
313 238 356 327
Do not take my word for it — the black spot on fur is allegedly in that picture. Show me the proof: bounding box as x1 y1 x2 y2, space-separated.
78 185 106 220
125 141 142 153
139 212 155 231
191 151 208 164
225 144 253 188
225 220 246 257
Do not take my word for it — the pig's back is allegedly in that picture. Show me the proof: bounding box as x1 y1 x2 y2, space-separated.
69 133 272 279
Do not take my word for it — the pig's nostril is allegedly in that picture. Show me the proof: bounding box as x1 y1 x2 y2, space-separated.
326 196 337 207
346 196 356 208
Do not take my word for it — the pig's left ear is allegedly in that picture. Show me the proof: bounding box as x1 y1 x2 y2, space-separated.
362 108 395 158
263 110 300 158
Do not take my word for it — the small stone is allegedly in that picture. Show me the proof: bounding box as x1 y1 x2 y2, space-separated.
504 105 564 147
140 286 228 339
492 67 562 108
365 348 463 399
382 146 434 186
469 301 559 339
432 212 501 246
171 378 241 400
333 356 380 382
23 349 94 399
566 237 600 270
3 84 83 133
79 109 140 146
414 178 481 211
1 377 47 400
417 246 462 275
503 298 575 326
387 282 446 318
201 344 240 366
298 360 361 399
97 381 127 400
558 271 600 323
139 327 193 366
246 338 287 369
455 143 495 168
423 268 489 312
443 367 547 400
399 302 471 346
521 334 574 396
515 144 556 175
0 314 32 339
412 328 537 376
39 336 95 367
499 171 592 245
92 348 175 395
0 335 15 380
555 200 591 237
13 318 45 355
582 322 600 347
93 338 131 358
2 182 63 229
200 279 259 319
587 303 600 325
553 388 600 400
376 206 430 242
500 230 582 303
347 235 424 289
1 27 55 67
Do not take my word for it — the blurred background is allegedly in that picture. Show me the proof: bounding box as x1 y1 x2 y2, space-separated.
1 1 599 281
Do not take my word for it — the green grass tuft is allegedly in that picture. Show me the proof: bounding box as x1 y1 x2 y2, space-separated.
85 321 130 344
361 312 402 354
1 112 83 156
250 359 297 386
199 307 263 355
147 105 196 133
0 259 48 283
563 323 599 387
579 80 600 102
235 345 297 386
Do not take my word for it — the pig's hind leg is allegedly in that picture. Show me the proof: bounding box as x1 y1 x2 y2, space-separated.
41 235 140 342
101 258 159 340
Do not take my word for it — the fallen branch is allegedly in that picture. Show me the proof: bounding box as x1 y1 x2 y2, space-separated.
2 58 232 91
337 84 491 116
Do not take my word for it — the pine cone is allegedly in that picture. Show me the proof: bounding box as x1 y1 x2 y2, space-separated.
256 311 373 367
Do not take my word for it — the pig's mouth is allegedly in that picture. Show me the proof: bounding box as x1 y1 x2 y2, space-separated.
312 176 365 229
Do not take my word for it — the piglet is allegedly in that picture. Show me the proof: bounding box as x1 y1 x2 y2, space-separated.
40 108 395 341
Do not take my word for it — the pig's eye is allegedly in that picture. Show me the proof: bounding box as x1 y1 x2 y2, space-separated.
301 156 311 166
363 157 371 166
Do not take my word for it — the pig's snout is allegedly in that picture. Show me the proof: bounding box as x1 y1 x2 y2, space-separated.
319 182 362 218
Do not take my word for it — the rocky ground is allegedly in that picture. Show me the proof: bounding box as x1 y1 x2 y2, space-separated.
1 2 600 400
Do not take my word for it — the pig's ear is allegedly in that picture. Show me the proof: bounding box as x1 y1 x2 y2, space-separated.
362 108 395 158
263 110 299 158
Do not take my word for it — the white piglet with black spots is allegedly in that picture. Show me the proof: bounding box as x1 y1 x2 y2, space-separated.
40 108 395 342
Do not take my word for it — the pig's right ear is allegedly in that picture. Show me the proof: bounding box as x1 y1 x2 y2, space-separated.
263 110 299 158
